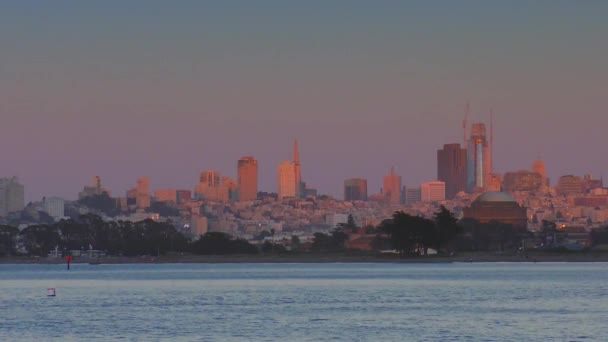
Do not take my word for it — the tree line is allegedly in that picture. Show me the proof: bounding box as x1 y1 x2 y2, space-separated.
2 207 586 258
0 214 261 257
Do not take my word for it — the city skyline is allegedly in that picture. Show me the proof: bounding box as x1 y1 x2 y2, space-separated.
1 1 607 201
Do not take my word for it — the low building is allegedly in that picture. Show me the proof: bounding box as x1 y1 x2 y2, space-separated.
421 181 446 202
463 192 527 228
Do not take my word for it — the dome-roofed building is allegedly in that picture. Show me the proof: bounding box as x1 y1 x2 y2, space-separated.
463 191 527 227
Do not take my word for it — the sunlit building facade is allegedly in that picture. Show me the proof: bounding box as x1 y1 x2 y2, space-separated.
278 160 297 200
238 156 258 201
557 175 584 195
383 167 402 204
466 123 491 193
154 189 178 203
421 181 446 202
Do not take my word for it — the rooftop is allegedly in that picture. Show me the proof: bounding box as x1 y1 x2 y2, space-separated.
475 192 516 203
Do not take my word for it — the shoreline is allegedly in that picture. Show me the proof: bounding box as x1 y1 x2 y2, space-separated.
3 251 608 265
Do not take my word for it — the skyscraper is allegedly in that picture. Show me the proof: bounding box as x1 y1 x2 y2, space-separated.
532 158 548 186
466 123 491 193
43 197 65 220
344 178 368 201
199 170 221 187
277 139 305 200
383 167 402 204
136 177 151 209
437 143 467 199
293 140 302 198
278 160 297 199
557 175 583 195
0 177 24 217
238 156 258 201
196 170 230 202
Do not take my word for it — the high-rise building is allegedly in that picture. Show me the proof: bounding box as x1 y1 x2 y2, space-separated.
293 140 302 198
93 176 102 193
557 175 584 195
43 197 65 220
437 143 467 199
344 178 368 201
532 159 547 184
154 189 177 203
383 167 402 204
223 177 239 202
238 156 258 201
278 160 297 199
277 139 306 200
466 123 491 193
405 187 422 205
199 170 221 187
136 177 151 209
78 176 110 199
176 190 192 204
0 177 24 217
421 181 446 202
195 170 231 202
582 174 603 192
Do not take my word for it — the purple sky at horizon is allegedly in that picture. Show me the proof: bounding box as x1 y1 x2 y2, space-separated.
1 1 606 201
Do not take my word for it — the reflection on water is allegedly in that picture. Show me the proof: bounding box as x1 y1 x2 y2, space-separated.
1 263 607 341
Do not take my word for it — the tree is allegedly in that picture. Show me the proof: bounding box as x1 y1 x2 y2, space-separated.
291 235 301 250
254 230 272 241
433 206 461 253
261 240 287 254
20 225 61 256
379 211 434 256
0 225 19 256
347 214 356 227
191 232 257 255
311 227 348 252
338 214 358 233
57 219 91 251
591 226 608 246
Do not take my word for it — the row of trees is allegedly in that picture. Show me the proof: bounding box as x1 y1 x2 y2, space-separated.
0 214 262 257
378 206 461 256
309 206 533 255
1 207 545 258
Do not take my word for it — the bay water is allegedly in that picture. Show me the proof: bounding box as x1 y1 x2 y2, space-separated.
1 262 607 341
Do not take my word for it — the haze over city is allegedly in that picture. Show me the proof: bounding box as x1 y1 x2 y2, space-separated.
1 1 606 201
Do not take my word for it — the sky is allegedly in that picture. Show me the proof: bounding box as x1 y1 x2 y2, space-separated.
1 1 607 201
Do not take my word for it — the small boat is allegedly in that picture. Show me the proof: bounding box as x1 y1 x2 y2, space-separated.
47 288 56 297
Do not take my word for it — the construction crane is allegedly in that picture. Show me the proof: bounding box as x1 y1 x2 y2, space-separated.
463 100 470 146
